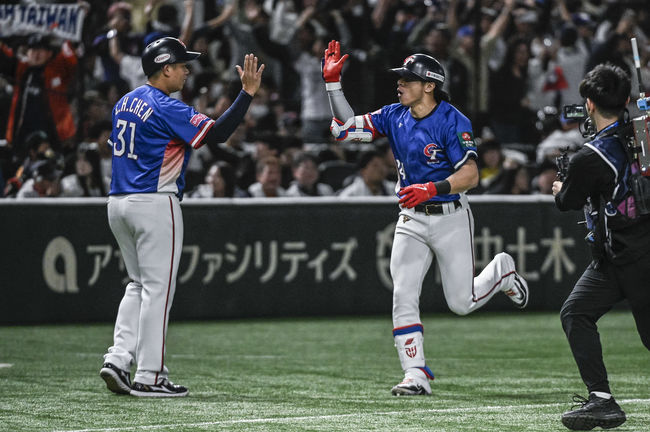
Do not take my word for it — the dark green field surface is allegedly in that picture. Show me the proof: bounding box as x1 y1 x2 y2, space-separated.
1 312 648 431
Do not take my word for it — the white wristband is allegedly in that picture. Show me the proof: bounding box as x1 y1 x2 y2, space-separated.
326 82 342 91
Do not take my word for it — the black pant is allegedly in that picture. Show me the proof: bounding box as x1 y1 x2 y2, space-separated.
560 253 650 394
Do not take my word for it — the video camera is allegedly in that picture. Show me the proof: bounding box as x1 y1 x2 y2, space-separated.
562 104 587 121
562 103 595 138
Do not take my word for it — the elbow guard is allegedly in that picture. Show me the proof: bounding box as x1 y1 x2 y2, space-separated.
330 114 377 142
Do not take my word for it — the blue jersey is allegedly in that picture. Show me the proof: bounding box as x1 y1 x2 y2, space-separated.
369 100 477 202
108 85 215 197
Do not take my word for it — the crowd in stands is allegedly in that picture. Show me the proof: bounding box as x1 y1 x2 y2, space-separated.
0 0 649 199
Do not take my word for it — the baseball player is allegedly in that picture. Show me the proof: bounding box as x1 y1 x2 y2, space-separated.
322 41 529 396
99 37 264 397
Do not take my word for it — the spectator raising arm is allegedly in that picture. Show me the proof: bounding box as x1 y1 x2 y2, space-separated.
179 0 195 44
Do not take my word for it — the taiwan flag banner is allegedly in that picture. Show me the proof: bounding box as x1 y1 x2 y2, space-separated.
0 3 87 42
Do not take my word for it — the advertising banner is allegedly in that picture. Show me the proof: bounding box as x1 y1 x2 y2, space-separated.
0 196 590 324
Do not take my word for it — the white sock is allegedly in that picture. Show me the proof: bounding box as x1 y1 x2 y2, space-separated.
394 332 426 371
591 391 612 400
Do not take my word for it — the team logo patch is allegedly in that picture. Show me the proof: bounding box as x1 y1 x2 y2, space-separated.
406 346 417 358
423 143 442 164
405 337 416 358
457 131 475 149
154 53 171 63
190 113 208 127
403 55 415 66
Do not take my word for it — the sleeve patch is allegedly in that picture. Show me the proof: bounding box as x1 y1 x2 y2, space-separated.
457 131 476 149
190 113 209 127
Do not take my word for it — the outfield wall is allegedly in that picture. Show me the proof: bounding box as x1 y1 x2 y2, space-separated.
0 196 591 324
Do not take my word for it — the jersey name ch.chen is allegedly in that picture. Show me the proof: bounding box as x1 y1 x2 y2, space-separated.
113 96 154 123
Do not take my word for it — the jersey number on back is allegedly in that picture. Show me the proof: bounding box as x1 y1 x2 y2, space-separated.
114 119 139 160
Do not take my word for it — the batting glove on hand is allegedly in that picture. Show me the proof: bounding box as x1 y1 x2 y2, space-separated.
321 40 349 84
398 182 438 208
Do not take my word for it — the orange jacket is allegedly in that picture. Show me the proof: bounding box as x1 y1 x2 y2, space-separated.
5 41 78 145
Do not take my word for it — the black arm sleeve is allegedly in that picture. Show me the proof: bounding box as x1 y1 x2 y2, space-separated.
204 89 252 144
554 148 615 211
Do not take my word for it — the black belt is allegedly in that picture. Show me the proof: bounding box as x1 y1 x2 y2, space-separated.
414 200 461 215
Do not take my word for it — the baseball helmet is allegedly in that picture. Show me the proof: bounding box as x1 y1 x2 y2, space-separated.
390 53 445 85
141 37 200 77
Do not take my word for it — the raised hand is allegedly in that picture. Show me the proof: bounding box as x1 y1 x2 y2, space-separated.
322 40 349 83
236 54 265 96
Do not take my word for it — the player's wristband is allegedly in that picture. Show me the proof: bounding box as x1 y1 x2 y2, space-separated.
432 180 451 196
326 82 342 91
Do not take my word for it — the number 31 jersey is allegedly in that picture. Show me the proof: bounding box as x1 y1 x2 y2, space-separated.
369 100 477 202
108 84 215 197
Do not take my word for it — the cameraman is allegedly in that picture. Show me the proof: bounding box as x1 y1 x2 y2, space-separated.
552 64 650 430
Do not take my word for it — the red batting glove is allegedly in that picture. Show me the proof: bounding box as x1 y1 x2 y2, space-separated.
398 182 438 208
321 40 349 83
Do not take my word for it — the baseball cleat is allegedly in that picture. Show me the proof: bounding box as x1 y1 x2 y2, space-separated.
130 379 189 397
504 272 529 309
391 377 432 396
100 362 132 395
561 394 626 430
